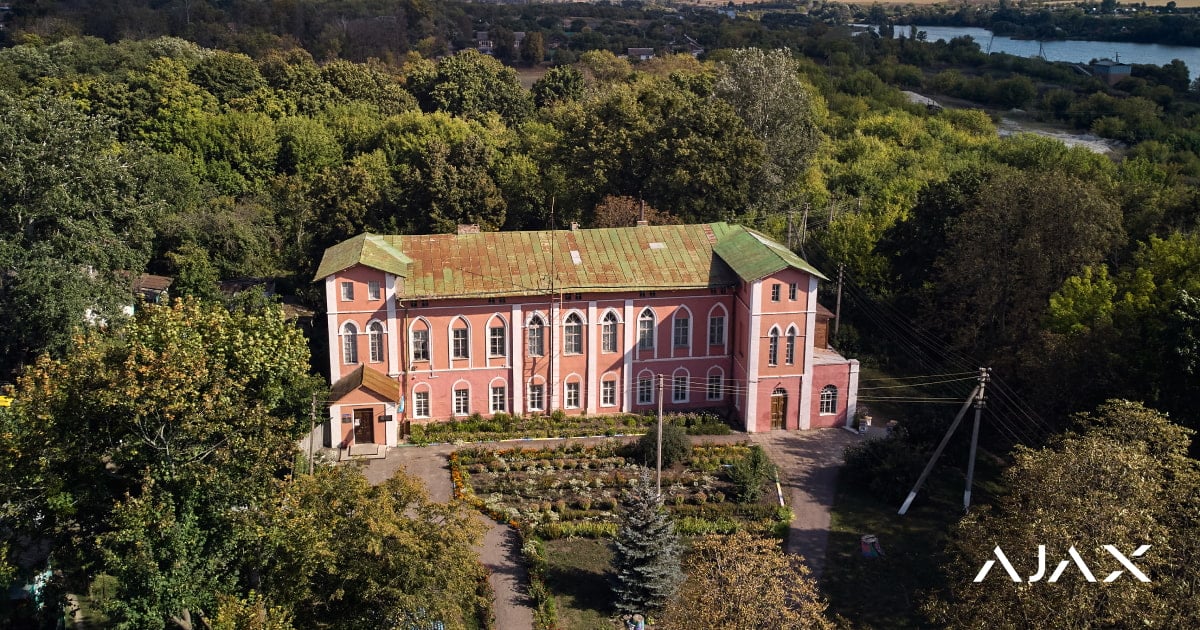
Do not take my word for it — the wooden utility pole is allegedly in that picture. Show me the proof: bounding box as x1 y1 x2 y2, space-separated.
308 392 317 474
786 210 796 249
834 263 845 338
963 368 990 513
799 203 810 254
656 374 665 497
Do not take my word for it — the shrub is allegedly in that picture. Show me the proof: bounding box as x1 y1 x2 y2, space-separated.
841 434 927 502
633 421 692 468
728 445 776 503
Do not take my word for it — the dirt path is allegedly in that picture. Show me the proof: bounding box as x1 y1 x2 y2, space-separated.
359 429 854 628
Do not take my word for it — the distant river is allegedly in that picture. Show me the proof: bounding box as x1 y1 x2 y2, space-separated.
890 25 1200 80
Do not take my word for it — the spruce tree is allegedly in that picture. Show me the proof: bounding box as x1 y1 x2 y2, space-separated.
611 471 682 616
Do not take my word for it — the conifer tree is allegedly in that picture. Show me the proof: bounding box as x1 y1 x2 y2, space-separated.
611 471 682 616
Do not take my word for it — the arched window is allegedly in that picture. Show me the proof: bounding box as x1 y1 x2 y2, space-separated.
820 385 838 415
488 315 507 358
706 367 724 401
785 325 797 366
564 313 583 354
707 305 727 346
528 315 545 356
342 322 359 364
602 311 619 353
637 309 656 351
767 327 780 366
368 321 385 363
672 368 689 403
673 308 691 349
450 317 470 360
410 318 431 362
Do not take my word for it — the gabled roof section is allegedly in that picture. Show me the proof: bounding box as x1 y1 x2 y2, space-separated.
313 234 412 281
712 225 828 283
329 365 398 403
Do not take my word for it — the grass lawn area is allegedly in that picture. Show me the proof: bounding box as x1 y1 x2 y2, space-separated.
544 538 619 630
822 454 1006 628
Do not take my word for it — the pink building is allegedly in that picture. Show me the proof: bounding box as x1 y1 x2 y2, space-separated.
314 223 859 451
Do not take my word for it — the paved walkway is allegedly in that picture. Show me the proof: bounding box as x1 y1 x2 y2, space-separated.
358 428 856 629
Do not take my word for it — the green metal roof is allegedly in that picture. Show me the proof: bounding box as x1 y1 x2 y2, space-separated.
313 234 411 281
713 227 829 283
315 223 826 297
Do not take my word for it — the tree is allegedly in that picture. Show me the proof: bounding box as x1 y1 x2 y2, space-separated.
611 472 682 616
713 48 824 215
0 93 160 377
633 421 691 469
405 50 532 123
519 31 545 67
0 299 319 628
661 531 835 630
590 195 677 228
728 444 776 503
531 65 584 108
924 400 1200 628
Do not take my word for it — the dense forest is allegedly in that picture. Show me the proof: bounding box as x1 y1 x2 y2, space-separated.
1 0 1199 627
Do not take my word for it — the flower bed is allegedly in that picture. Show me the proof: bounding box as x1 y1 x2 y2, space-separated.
450 440 788 539
411 410 733 445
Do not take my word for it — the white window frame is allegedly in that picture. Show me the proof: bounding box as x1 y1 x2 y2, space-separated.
820 385 838 415
637 309 656 351
785 325 797 366
673 311 690 348
528 382 545 411
706 368 723 401
413 389 430 418
672 370 689 403
601 379 617 407
342 322 359 365
452 327 469 360
601 312 619 353
771 284 781 302
788 282 797 301
708 313 725 346
768 327 780 366
528 316 545 357
453 386 470 416
368 280 382 301
564 313 583 355
489 325 506 358
340 281 354 301
490 384 507 413
368 321 385 363
565 381 581 408
637 372 654 405
411 326 430 362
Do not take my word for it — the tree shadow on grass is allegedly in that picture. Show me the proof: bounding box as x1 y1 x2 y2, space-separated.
545 561 614 616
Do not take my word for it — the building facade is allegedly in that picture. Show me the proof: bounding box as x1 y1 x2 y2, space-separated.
315 223 859 449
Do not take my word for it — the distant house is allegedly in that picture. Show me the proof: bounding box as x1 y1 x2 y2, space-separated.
1092 59 1131 85
475 31 494 55
132 274 173 305
627 47 655 61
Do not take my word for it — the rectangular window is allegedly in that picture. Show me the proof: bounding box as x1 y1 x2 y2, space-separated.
768 335 778 367
602 319 618 353
411 329 429 362
452 329 469 359
340 281 354 301
489 326 506 357
601 380 616 407
368 280 382 301
454 388 469 415
785 333 795 365
708 315 725 345
638 318 654 350
638 377 653 405
707 374 723 400
564 321 583 354
788 283 798 301
491 385 506 413
771 284 781 302
565 382 581 408
528 324 544 356
528 384 545 411
673 375 688 402
673 317 689 348
414 391 430 418
342 332 358 365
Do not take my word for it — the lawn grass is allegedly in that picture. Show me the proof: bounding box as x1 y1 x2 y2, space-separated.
543 538 619 630
823 448 1007 628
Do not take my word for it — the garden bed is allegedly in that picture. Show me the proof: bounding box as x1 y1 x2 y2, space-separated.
450 440 790 539
410 410 733 445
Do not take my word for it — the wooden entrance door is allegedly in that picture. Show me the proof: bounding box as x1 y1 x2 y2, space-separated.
770 388 787 430
353 408 375 444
